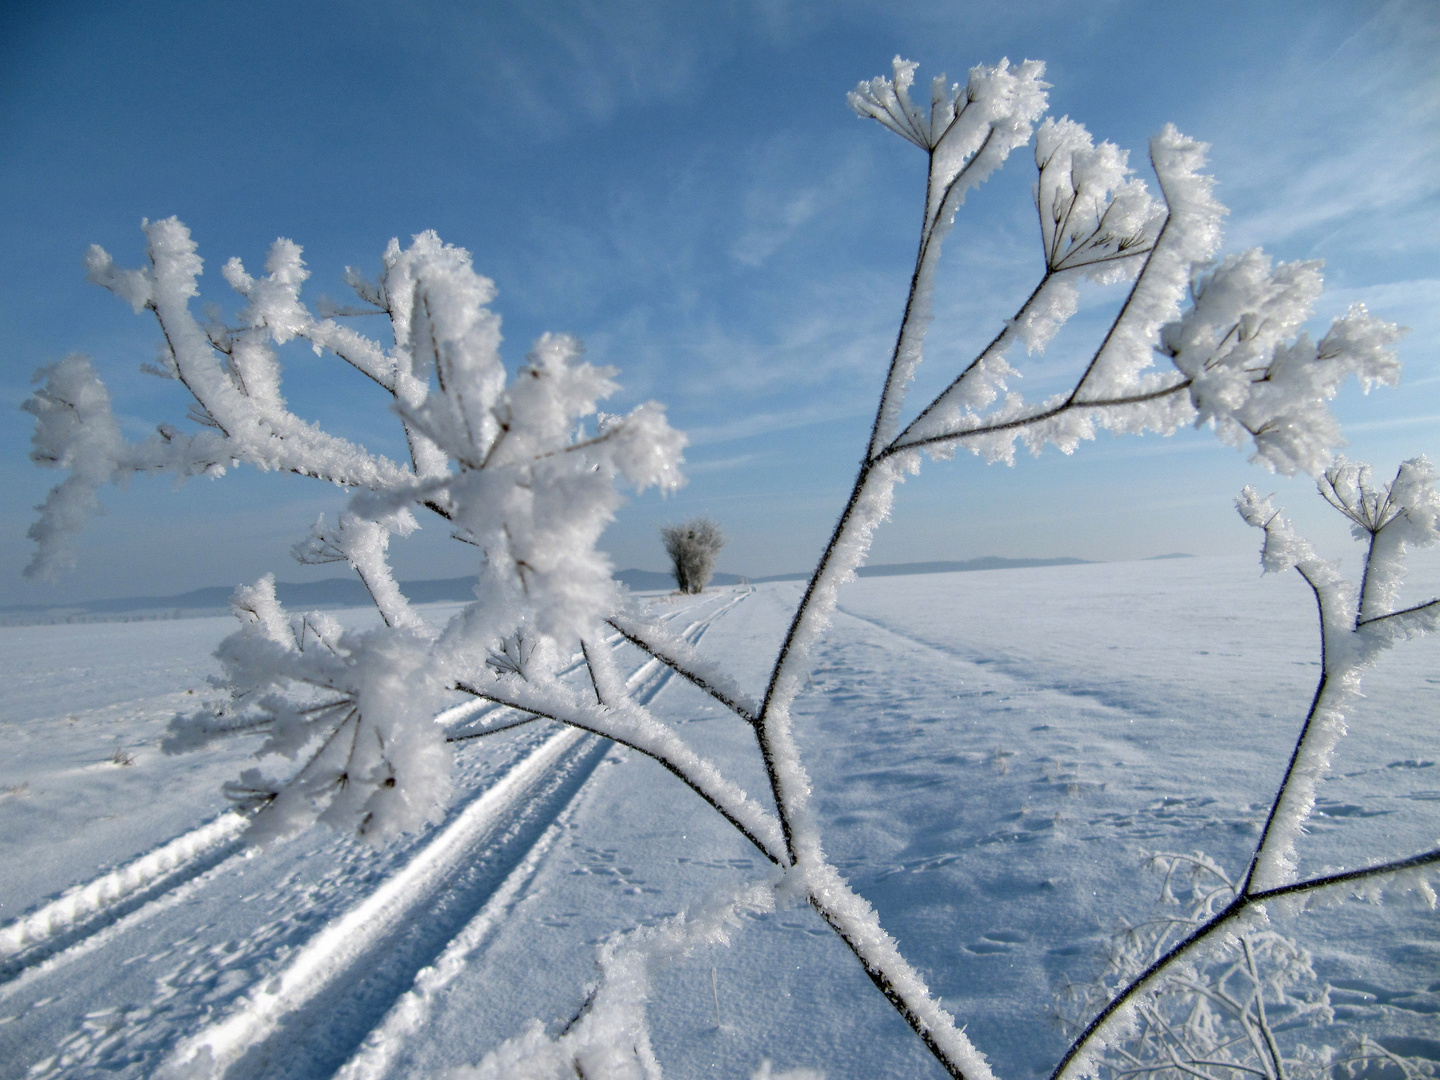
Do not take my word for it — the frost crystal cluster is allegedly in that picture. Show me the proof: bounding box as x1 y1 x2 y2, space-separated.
24 53 1437 1080
28 221 685 844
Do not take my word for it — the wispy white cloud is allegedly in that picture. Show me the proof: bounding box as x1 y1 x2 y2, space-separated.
730 140 871 266
681 452 762 473
1207 2 1439 259
1342 413 1440 434
684 400 868 446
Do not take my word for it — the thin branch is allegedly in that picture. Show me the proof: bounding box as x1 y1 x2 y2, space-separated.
882 377 1192 459
604 616 758 724
446 715 544 743
1250 847 1440 902
810 897 971 1080
866 126 1001 462
1239 566 1328 896
580 640 605 706
1063 208 1174 405
453 681 783 865
1243 937 1285 1080
1051 896 1247 1080
1356 596 1440 628
892 273 1051 448
1240 671 1329 896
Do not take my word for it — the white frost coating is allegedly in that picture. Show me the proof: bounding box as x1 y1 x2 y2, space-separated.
1033 117 1166 283
765 455 910 859
1005 117 1166 358
850 57 1048 454
896 123 1397 476
160 726 586 1080
293 511 429 634
1237 462 1440 889
29 221 430 574
797 859 998 1080
470 670 785 863
23 353 228 580
1162 255 1402 476
921 119 1224 466
1076 125 1224 400
404 330 686 646
450 881 776 1080
890 121 1188 462
773 457 906 694
83 242 153 312
0 812 246 957
607 608 761 720
164 578 453 845
1237 487 1360 888
139 219 412 486
37 219 689 842
848 56 1049 232
892 114 1168 451
1336 457 1440 621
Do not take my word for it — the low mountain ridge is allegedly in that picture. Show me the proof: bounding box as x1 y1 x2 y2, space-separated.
0 555 1173 624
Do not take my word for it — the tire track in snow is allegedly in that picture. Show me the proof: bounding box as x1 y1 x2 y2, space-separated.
0 591 737 991
331 800 580 1080
159 725 607 1080
0 812 247 982
329 591 755 1080
153 588 749 1080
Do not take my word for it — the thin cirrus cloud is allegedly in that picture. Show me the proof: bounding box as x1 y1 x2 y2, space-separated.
679 453 762 475
3 1 1437 603
684 401 869 448
729 141 872 267
1204 5 1437 263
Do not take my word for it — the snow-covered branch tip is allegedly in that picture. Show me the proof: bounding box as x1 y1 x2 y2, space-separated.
28 222 688 624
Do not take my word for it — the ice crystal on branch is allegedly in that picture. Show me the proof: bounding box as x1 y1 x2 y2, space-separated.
32 219 690 846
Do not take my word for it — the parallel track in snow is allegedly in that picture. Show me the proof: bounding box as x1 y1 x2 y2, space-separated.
3 589 749 1079
0 811 247 982
163 590 747 1080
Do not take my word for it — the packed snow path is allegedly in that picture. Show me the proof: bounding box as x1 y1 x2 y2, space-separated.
1 560 1437 1079
0 592 746 1077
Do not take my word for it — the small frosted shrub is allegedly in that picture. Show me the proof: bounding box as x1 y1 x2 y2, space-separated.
660 517 724 594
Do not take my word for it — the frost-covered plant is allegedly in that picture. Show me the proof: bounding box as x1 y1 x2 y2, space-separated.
661 517 724 594
1059 854 1436 1080
27 222 688 844
1053 459 1440 1080
23 53 1428 1080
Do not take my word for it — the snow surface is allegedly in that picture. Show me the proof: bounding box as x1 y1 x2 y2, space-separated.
1 558 1437 1079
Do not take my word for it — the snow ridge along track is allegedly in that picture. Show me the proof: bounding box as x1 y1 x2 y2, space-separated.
0 590 739 992
0 812 247 981
153 589 748 1080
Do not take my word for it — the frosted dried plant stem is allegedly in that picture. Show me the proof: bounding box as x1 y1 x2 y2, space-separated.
23 51 1426 1080
1052 462 1440 1080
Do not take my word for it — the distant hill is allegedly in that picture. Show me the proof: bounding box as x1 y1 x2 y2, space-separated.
1 556 1098 624
619 556 1095 592
855 556 1092 578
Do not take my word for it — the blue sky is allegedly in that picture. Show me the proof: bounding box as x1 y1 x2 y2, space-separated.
2 0 1436 605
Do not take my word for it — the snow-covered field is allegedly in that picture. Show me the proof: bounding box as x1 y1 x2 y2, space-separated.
1 557 1437 1079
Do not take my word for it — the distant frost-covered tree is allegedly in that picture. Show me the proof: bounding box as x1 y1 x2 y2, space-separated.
25 53 1439 1080
661 518 724 594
